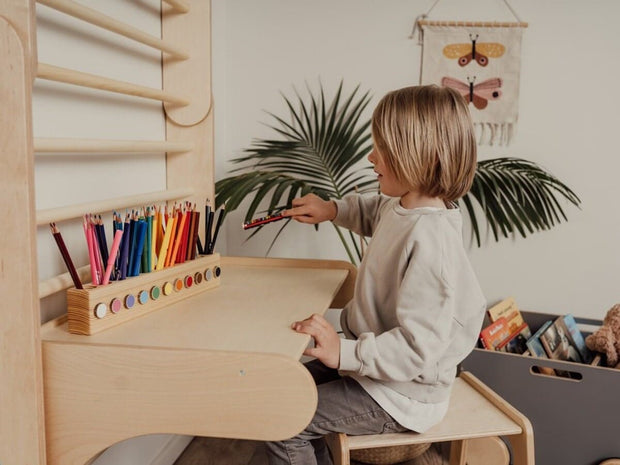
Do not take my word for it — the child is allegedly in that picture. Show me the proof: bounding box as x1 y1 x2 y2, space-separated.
268 85 486 465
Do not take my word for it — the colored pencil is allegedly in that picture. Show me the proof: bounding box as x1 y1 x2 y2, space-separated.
146 207 152 272
50 223 83 289
242 213 286 230
169 207 188 267
102 229 123 285
131 220 147 277
119 213 131 280
156 212 174 270
205 201 213 254
164 210 179 267
208 205 225 254
83 216 100 285
150 207 157 272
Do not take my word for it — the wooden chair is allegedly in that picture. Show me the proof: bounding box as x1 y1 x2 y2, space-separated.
325 371 534 465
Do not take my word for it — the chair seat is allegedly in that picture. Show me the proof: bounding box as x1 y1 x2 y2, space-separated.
348 375 521 451
326 371 534 465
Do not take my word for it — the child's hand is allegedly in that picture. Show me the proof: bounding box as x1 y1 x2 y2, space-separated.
292 313 341 369
282 194 337 224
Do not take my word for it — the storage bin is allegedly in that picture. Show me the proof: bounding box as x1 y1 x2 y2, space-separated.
462 311 620 465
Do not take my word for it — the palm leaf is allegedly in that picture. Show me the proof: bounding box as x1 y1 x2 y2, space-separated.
215 81 376 263
462 158 581 246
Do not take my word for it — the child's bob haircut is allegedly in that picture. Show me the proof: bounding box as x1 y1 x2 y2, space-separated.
371 85 477 202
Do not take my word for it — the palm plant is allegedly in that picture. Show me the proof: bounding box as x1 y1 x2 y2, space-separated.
215 81 580 264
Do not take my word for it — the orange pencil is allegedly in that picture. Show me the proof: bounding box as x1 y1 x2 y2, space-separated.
169 206 188 267
178 205 193 263
164 209 179 267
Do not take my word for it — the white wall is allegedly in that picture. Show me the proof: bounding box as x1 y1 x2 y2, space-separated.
213 0 620 320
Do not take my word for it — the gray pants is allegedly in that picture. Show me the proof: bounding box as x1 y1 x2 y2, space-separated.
265 359 407 465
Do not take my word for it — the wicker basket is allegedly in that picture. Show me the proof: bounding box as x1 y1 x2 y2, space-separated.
350 442 431 464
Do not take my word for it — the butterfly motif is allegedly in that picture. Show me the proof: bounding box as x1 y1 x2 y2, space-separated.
443 34 505 67
441 76 502 110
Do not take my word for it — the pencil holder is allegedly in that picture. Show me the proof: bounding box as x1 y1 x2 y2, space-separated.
66 253 221 335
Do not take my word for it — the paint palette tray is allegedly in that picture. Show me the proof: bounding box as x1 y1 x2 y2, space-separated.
66 253 221 335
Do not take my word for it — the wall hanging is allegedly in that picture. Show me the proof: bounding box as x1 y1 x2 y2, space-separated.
414 1 527 145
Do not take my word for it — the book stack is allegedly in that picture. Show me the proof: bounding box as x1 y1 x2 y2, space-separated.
479 297 531 353
479 297 596 377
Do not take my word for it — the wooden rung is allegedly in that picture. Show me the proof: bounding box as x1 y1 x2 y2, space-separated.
37 0 189 58
162 0 189 13
36 187 193 226
37 63 190 106
34 138 193 153
40 265 90 299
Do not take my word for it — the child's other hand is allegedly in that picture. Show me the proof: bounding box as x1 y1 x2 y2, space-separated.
292 313 341 369
282 194 337 224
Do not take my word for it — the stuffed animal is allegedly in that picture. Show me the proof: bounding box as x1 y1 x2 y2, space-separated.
585 304 620 368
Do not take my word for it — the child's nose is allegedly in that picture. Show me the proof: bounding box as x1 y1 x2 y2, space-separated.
368 149 376 164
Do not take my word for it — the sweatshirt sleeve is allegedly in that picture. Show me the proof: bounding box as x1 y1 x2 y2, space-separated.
339 218 457 381
332 194 389 237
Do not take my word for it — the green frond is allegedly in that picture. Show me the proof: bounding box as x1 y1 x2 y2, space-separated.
461 157 581 246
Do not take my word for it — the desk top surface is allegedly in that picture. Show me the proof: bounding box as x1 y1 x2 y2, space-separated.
41 258 350 360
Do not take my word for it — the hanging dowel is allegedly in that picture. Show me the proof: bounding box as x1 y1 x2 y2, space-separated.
162 0 190 14
417 20 528 28
37 0 189 58
36 187 193 226
34 138 193 154
37 63 190 105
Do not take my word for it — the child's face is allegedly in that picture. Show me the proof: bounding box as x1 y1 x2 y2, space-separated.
368 148 408 198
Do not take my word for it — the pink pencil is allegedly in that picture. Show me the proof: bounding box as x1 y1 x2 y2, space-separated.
89 219 103 284
83 217 99 285
101 229 123 285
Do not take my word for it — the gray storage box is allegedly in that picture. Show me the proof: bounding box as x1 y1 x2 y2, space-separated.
462 311 620 465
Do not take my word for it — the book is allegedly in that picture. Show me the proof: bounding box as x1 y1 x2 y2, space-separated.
525 321 556 376
497 322 530 354
560 314 593 364
479 317 512 350
541 316 584 363
526 320 553 358
487 297 532 342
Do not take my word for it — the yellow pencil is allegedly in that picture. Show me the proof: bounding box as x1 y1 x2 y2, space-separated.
155 212 173 270
164 211 179 267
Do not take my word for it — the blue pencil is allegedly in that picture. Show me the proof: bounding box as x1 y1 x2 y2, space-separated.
119 214 131 280
131 220 147 277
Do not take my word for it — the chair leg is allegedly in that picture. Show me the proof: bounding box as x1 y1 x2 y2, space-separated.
449 439 468 465
507 430 535 465
325 433 350 465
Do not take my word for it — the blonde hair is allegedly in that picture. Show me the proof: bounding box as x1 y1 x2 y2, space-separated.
371 85 477 201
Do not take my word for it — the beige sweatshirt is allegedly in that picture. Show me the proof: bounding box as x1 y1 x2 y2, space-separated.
333 194 486 432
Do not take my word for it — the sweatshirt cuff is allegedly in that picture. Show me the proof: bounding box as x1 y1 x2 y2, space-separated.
339 338 362 373
332 198 349 226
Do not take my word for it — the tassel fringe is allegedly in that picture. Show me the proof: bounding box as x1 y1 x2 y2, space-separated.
475 122 515 146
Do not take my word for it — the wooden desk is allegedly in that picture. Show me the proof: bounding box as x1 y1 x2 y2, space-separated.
40 256 355 465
